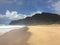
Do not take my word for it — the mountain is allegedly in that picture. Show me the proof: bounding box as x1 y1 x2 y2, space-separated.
10 12 60 25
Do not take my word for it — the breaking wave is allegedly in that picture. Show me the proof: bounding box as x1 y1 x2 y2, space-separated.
0 25 26 35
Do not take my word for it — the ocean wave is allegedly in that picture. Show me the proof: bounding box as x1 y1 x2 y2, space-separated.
0 25 26 35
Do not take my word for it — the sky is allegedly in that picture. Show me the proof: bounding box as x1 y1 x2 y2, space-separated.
0 0 60 24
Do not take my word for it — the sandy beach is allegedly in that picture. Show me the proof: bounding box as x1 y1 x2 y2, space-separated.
27 24 60 45
0 24 60 45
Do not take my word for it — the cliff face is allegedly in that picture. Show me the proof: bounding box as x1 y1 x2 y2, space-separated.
10 12 60 25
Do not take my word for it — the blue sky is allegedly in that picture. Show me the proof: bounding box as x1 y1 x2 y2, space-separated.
0 0 59 15
0 0 60 24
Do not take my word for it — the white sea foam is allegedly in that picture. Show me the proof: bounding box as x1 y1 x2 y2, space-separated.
0 25 26 35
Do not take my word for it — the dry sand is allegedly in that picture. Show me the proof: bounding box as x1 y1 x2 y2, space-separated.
0 24 60 45
27 24 60 45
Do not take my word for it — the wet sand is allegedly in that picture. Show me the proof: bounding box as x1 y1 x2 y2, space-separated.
0 24 60 45
0 27 31 45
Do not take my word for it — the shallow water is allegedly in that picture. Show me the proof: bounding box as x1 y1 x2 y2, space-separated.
0 25 26 35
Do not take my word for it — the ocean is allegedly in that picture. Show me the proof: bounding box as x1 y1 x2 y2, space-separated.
0 25 26 35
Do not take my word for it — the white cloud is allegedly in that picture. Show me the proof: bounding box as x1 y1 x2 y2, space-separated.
5 10 43 20
0 10 43 21
4 10 43 20
46 0 60 14
0 10 27 24
0 10 27 23
52 1 60 14
5 10 27 20
0 10 43 24
32 11 42 15
29 11 43 17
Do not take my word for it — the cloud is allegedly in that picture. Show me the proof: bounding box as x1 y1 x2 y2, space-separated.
0 0 16 5
5 10 43 20
0 10 43 24
47 0 52 3
17 1 23 5
44 0 60 14
51 1 60 14
27 11 43 17
47 0 60 3
0 10 27 24
5 10 27 20
0 0 24 6
31 11 42 16
0 10 42 20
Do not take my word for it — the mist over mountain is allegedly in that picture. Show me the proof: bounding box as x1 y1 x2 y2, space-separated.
10 12 60 25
